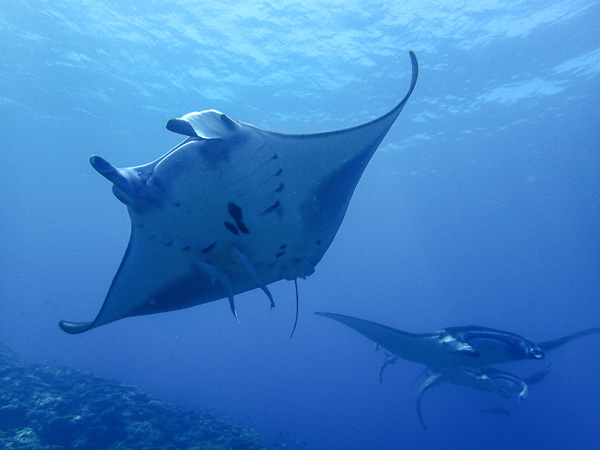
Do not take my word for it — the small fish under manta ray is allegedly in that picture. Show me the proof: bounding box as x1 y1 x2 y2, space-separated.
315 312 600 429
59 52 419 335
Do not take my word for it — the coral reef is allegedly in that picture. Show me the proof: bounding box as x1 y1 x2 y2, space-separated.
0 341 265 449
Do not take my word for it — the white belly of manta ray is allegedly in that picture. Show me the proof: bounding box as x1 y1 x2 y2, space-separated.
59 51 419 335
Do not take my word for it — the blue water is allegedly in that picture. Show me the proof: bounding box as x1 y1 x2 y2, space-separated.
1 1 600 448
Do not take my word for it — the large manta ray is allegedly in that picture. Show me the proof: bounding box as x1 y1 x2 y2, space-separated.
60 52 419 334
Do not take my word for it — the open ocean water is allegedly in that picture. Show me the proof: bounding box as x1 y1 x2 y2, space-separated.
1 1 600 449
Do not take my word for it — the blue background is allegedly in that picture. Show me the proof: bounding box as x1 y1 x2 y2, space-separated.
1 1 599 448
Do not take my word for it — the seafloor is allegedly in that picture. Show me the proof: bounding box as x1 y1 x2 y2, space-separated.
0 340 271 449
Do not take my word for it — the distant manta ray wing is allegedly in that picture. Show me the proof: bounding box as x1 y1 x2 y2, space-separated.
60 52 419 334
313 312 441 364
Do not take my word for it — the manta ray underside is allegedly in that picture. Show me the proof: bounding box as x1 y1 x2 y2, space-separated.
60 52 419 334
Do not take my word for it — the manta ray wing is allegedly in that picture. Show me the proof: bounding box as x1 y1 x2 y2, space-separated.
314 312 443 365
60 52 419 334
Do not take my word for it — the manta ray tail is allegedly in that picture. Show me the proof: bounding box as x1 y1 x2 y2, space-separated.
412 366 430 384
290 278 299 338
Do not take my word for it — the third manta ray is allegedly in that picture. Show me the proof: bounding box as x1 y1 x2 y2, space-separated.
60 52 419 334
316 312 600 429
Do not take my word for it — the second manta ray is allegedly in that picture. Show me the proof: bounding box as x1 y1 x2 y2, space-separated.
414 364 551 430
316 312 600 428
315 312 600 367
315 312 551 368
60 52 419 334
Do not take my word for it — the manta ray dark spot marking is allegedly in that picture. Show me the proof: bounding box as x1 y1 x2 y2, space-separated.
227 202 249 234
224 221 239 235
201 241 217 253
280 244 287 249
276 252 285 258
182 245 191 251
317 239 321 245
175 202 181 207
164 241 173 246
